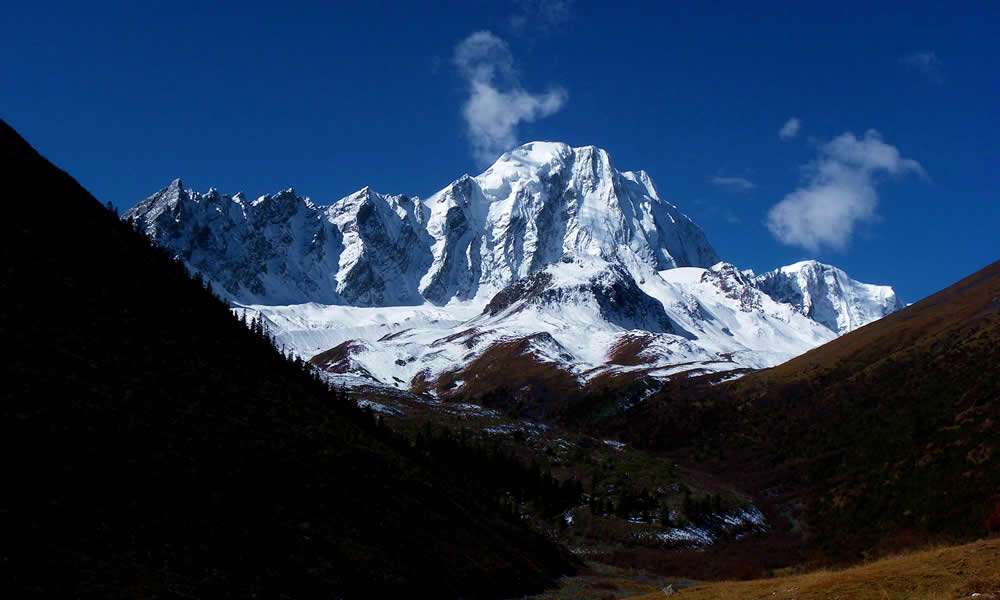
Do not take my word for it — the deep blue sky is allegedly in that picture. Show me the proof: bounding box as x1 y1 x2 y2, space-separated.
3 1 997 302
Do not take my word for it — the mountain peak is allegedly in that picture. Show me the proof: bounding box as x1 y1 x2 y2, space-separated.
484 142 620 183
504 141 573 164
495 141 617 165
481 142 573 184
342 186 375 203
756 261 904 334
779 259 838 275
155 177 185 203
123 178 189 232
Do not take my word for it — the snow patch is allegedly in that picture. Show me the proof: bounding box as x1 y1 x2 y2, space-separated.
636 506 768 548
602 439 626 451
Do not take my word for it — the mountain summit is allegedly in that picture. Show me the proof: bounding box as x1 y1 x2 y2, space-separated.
125 142 902 402
418 142 720 304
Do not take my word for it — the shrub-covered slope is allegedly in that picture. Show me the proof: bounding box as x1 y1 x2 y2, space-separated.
0 120 575 598
614 259 1000 561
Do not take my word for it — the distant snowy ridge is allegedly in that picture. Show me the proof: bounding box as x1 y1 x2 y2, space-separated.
125 179 428 305
754 260 904 334
125 141 903 394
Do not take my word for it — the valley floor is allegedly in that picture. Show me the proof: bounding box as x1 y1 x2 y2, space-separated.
527 538 1000 600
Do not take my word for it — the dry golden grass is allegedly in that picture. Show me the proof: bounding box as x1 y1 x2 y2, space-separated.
627 538 1000 600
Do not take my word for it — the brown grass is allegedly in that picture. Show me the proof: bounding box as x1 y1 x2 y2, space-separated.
308 340 367 372
607 332 659 366
433 334 581 418
628 538 1000 600
727 259 1000 393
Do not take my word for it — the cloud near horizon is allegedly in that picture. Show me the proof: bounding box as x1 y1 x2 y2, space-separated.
766 130 924 252
454 31 568 166
779 117 801 140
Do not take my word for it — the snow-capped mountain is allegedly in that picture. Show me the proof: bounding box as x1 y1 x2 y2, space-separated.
124 142 902 398
126 142 718 307
417 142 719 304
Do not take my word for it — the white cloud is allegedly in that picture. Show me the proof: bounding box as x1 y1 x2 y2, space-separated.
766 130 924 252
454 31 568 165
709 176 757 191
901 51 944 84
779 117 801 140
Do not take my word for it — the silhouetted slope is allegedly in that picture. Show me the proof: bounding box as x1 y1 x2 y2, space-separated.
0 120 575 598
616 260 1000 561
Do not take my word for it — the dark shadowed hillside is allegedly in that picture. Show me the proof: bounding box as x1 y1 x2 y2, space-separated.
612 259 1000 563
0 120 576 598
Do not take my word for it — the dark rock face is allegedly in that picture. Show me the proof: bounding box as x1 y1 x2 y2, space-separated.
702 264 763 314
418 176 484 305
483 271 554 316
332 190 432 306
483 262 694 338
587 266 688 336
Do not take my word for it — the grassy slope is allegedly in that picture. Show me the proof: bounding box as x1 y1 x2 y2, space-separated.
645 538 1000 600
0 120 576 598
612 260 1000 562
527 538 1000 599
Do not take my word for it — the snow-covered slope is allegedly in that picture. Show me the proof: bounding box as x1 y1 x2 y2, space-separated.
258 256 843 397
125 142 902 396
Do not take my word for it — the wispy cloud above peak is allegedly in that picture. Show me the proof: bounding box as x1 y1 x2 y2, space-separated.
779 117 801 140
455 32 515 84
901 51 944 84
454 31 568 166
710 176 757 191
766 129 923 252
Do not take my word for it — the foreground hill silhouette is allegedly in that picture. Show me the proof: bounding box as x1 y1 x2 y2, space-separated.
0 120 575 598
613 258 1000 564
